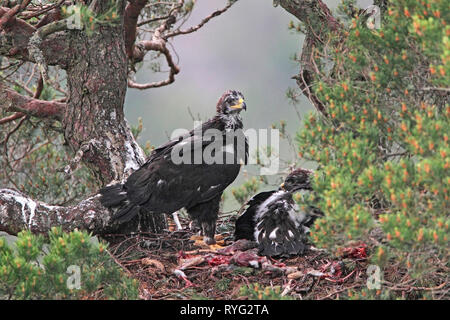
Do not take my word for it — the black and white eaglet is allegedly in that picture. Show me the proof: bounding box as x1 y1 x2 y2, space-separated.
99 90 248 245
234 168 323 257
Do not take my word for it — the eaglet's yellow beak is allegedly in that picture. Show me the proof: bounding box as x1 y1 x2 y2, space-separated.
230 98 246 110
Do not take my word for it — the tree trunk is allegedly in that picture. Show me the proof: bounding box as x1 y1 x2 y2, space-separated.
0 0 167 236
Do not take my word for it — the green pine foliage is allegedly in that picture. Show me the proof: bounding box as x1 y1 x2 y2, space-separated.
131 117 155 156
61 0 121 35
231 177 262 206
345 287 395 300
0 228 138 300
296 0 449 282
238 283 293 300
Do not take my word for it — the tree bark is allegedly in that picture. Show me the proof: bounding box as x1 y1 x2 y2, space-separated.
0 188 109 235
0 82 65 119
0 0 167 236
0 7 71 67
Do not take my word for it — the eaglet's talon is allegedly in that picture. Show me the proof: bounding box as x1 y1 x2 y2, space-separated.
190 234 226 249
203 236 216 245
189 235 204 241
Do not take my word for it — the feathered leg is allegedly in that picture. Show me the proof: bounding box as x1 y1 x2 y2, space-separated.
186 194 221 245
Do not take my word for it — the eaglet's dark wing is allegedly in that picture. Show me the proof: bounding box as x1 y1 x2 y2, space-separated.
234 190 276 241
255 192 309 257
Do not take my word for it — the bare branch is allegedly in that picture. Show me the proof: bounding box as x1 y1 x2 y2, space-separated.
0 111 25 125
33 75 44 98
0 82 65 120
278 0 341 34
20 0 65 20
128 3 182 89
421 87 450 93
0 0 31 29
59 139 95 179
28 19 68 82
0 188 112 235
128 1 237 89
34 8 63 29
137 13 171 27
128 39 180 89
0 7 71 67
165 1 235 39
124 0 150 59
0 74 43 125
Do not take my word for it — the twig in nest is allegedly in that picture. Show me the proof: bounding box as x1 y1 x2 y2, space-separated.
105 248 132 277
318 284 363 300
